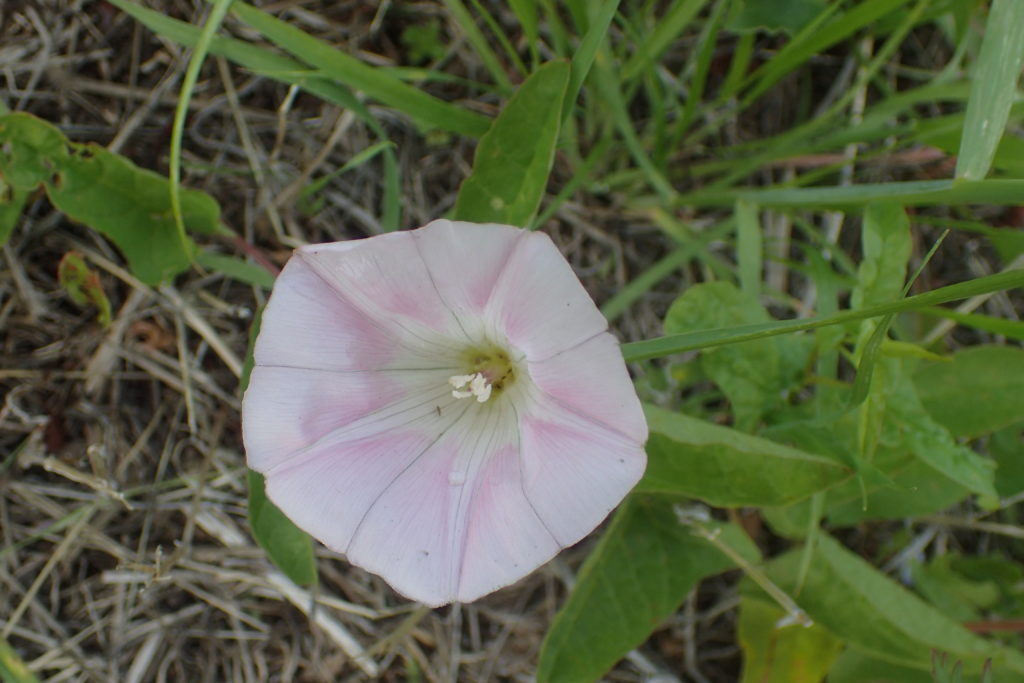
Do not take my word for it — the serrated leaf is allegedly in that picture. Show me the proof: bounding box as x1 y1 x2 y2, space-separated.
640 405 850 506
914 346 1024 438
453 60 570 226
664 281 782 430
760 533 1024 674
537 496 759 683
738 597 844 683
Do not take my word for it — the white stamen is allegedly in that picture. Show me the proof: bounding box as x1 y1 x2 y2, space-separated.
448 372 492 402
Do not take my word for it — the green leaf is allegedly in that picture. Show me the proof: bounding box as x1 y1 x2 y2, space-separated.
0 112 221 285
247 470 318 586
852 203 910 309
453 60 569 225
827 650 935 683
990 425 1024 498
955 0 1024 180
0 637 40 683
640 405 850 507
761 534 1024 674
537 496 759 683
914 346 1024 438
738 597 844 683
664 281 780 430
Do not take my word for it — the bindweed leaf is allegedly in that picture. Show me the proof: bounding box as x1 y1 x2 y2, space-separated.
453 60 570 226
57 251 112 327
738 596 844 683
664 281 784 431
247 470 318 587
759 533 1024 674
640 405 850 506
537 496 759 683
0 112 222 285
914 346 1024 439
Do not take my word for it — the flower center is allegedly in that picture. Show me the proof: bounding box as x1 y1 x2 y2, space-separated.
448 345 516 403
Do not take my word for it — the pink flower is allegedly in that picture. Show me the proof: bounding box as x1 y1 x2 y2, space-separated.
242 220 647 606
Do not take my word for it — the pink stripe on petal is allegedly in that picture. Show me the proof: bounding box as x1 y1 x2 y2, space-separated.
298 233 461 339
486 231 609 361
255 255 397 371
457 444 561 603
518 404 646 546
243 366 404 472
346 437 465 606
527 332 648 444
413 220 525 327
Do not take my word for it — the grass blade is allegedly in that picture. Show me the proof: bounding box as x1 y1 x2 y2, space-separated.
230 1 491 137
622 268 1024 361
955 0 1024 180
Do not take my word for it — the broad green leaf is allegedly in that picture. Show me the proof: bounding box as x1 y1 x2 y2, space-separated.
241 310 317 587
622 268 1024 361
0 637 39 683
914 346 1024 438
0 112 221 285
664 281 780 430
230 1 490 137
852 203 910 309
453 60 569 225
955 0 1024 180
827 651 939 683
761 533 1024 674
247 470 317 586
537 496 759 683
911 555 1002 623
738 597 844 683
640 405 850 506
990 425 1024 498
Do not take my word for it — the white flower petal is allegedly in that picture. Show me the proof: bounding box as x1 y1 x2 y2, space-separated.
243 366 406 472
254 255 398 371
298 234 466 346
486 231 609 361
527 332 648 444
412 219 524 336
516 393 647 546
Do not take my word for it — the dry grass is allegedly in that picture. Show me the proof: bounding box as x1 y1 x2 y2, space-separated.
0 1 730 681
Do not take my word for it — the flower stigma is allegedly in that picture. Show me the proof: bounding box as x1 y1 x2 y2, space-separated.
447 345 517 403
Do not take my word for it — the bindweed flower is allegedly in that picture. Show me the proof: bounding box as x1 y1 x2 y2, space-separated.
242 220 647 606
